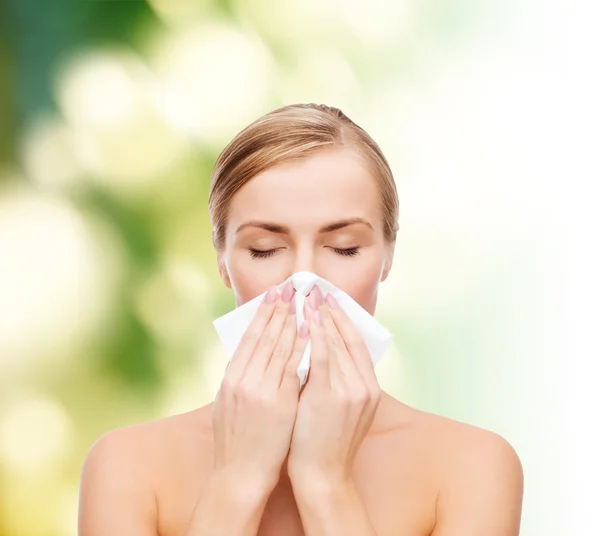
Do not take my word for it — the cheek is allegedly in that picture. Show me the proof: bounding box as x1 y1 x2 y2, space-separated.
227 253 284 306
325 263 382 315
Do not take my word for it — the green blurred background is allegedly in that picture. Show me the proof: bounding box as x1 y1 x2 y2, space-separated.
0 0 567 534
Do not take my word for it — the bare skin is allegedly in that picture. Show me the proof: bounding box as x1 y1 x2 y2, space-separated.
79 148 524 535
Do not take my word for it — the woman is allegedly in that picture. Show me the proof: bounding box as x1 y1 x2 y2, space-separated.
78 104 524 535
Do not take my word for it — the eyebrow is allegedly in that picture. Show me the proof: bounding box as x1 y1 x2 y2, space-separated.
235 217 374 235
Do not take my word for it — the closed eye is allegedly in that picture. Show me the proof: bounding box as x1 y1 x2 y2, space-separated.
330 247 360 257
248 247 360 259
249 248 279 259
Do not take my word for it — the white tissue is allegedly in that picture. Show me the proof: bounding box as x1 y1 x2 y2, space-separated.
213 271 393 386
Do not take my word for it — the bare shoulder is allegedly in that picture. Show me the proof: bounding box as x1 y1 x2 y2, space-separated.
79 407 212 536
82 406 213 484
387 400 524 535
428 411 522 489
378 394 519 465
411 406 522 470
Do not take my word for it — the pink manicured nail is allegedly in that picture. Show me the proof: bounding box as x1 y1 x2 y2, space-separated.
264 286 278 304
308 290 318 310
326 294 339 309
299 321 309 338
282 281 294 302
313 285 324 306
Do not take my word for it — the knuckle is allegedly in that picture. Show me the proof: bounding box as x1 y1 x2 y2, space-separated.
290 344 304 362
371 387 382 404
233 381 254 400
220 376 235 392
285 361 299 377
258 390 278 409
333 387 347 404
265 392 279 407
331 336 346 352
258 329 278 349
241 328 260 345
351 388 370 406
272 344 288 362
234 381 278 408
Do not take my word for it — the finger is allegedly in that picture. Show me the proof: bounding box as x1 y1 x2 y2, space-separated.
325 293 379 388
316 293 363 389
244 282 295 381
279 320 310 390
262 293 299 385
306 289 330 388
226 286 279 383
321 293 382 440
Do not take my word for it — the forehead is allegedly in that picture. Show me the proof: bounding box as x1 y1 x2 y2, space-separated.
228 148 380 228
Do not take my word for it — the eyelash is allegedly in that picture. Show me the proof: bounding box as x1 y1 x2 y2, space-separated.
249 247 360 259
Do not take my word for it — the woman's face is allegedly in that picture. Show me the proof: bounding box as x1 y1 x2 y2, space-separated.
218 148 395 315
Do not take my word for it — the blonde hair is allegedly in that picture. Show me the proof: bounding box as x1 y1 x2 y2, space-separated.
209 103 399 251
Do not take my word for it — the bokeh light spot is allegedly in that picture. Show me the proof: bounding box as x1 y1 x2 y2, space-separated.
151 22 274 146
0 188 123 374
0 394 72 472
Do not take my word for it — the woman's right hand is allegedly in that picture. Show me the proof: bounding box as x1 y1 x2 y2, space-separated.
211 281 310 493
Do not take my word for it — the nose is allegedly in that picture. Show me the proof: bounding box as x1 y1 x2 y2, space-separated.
286 263 320 294
291 245 317 279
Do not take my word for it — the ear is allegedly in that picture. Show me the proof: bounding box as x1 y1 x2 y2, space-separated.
217 254 232 289
380 239 396 283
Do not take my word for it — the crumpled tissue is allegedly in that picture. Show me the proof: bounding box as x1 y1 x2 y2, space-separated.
213 271 393 386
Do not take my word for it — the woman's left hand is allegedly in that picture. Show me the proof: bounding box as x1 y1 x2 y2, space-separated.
287 286 382 486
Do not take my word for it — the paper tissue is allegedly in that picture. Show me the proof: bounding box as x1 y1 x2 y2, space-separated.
213 271 393 386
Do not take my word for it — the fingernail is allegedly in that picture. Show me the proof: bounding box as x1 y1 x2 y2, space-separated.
313 285 324 306
299 321 309 338
289 292 297 314
282 281 294 303
264 286 278 304
326 294 339 309
309 291 319 310
313 310 323 327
